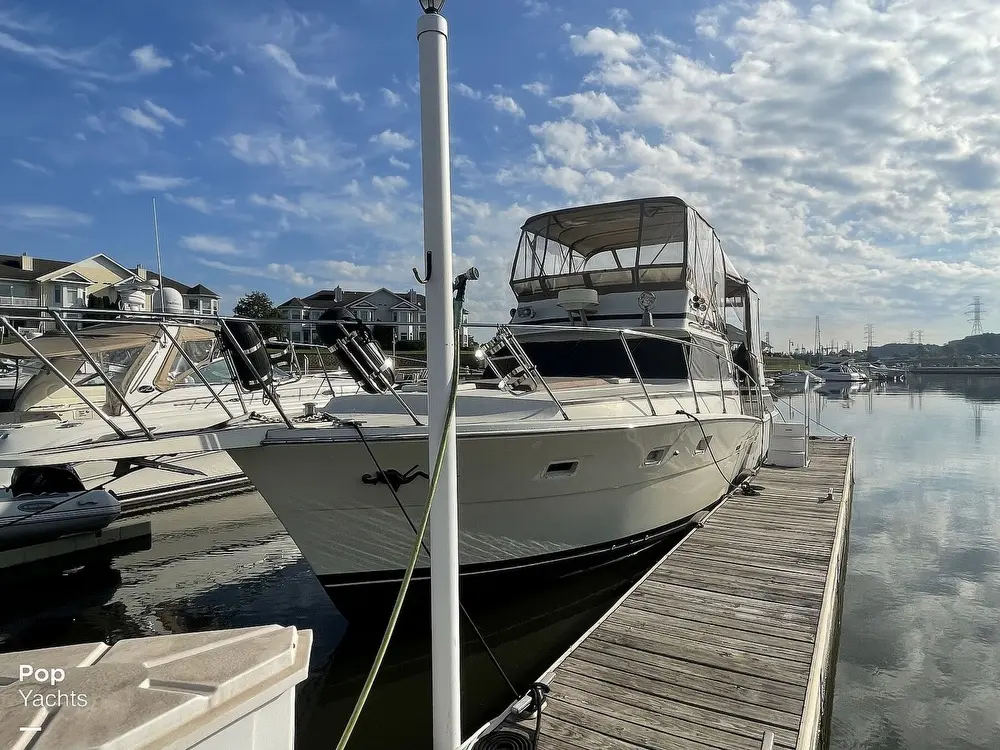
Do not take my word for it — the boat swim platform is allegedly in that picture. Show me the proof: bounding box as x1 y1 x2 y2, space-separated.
469 435 855 750
0 520 151 582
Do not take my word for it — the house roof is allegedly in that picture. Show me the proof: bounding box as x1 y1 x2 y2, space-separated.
0 254 71 281
146 272 219 298
0 253 219 298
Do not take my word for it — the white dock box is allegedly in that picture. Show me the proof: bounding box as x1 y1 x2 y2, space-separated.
0 624 312 750
768 422 809 468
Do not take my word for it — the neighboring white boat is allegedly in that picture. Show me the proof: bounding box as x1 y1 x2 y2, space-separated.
0 300 364 501
773 370 820 385
810 361 866 382
0 197 779 612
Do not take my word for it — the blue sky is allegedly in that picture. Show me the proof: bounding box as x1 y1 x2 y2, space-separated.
2 0 1000 350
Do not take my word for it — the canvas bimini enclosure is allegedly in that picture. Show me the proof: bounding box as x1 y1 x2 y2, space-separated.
505 196 765 387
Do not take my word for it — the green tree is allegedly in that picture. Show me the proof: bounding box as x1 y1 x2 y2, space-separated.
232 290 282 338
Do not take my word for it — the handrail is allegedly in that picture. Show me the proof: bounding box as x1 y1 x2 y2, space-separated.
0 308 770 440
620 330 656 416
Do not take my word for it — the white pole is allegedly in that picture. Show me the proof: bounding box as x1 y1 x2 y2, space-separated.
151 198 165 310
417 5 461 749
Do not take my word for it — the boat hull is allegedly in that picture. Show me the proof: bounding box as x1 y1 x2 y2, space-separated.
226 415 762 601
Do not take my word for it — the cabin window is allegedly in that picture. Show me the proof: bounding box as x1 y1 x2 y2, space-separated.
516 338 689 380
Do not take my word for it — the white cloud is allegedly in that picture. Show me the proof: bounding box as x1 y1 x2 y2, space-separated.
522 0 550 18
130 44 172 73
372 175 408 195
198 258 315 287
369 129 415 150
569 27 642 62
12 158 51 175
119 106 163 133
608 8 632 25
522 81 548 97
454 83 481 100
488 94 525 118
0 203 91 229
249 193 310 217
381 88 402 107
232 65 244 75
340 91 364 109
502 2 1000 344
165 194 231 215
114 173 194 192
261 43 336 89
143 99 185 127
179 234 243 256
550 91 621 120
223 133 335 169
83 114 104 133
389 155 410 170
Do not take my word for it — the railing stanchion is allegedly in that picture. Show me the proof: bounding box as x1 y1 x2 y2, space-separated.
620 330 656 417
46 308 155 439
681 342 701 414
718 357 727 414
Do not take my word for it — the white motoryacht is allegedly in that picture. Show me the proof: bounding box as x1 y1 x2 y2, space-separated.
810 360 866 382
0 197 778 611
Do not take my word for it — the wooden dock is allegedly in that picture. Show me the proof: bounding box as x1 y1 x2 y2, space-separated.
469 435 855 750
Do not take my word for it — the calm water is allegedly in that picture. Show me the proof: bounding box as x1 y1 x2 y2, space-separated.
3 377 999 748
0 484 674 748
774 376 1000 750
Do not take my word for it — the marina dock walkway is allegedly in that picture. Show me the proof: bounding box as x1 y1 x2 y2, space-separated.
474 435 855 750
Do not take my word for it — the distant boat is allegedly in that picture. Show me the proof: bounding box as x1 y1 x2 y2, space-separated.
773 370 820 385
811 360 866 382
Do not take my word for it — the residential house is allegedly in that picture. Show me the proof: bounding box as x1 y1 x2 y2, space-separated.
276 286 471 347
0 252 219 332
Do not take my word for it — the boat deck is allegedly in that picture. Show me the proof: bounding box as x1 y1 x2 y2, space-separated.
469 435 854 750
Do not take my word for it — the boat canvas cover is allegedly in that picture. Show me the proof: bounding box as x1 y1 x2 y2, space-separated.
0 323 217 359
518 197 748 333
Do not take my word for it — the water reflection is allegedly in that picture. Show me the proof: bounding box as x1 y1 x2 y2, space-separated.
0 493 676 749
773 376 1000 749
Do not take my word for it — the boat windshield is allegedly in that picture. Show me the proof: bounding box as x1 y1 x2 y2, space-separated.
500 331 733 381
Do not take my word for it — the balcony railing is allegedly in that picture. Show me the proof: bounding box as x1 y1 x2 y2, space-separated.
0 296 41 307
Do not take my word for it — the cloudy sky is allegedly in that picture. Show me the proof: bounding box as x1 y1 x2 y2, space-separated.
1 0 998 349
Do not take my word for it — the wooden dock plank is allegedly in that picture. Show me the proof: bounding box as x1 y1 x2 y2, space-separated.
469 437 854 750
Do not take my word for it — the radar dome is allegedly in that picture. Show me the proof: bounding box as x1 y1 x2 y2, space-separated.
153 286 184 314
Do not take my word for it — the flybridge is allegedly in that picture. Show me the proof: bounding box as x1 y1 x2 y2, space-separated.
509 196 749 335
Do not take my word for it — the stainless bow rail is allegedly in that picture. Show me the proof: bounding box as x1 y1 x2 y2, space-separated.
0 306 768 446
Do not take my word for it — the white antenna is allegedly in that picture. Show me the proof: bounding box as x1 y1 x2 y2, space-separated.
151 198 165 310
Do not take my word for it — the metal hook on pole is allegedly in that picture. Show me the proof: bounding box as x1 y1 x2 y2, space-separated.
413 251 432 284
